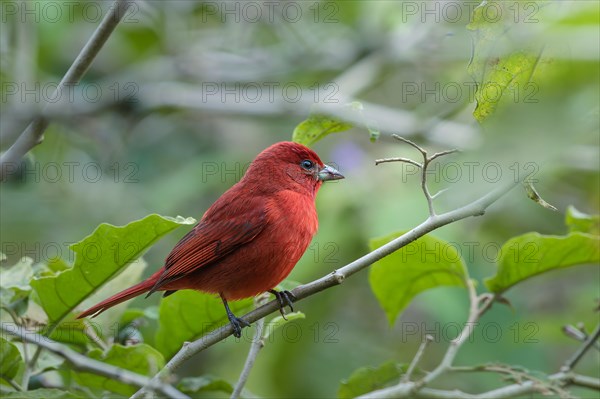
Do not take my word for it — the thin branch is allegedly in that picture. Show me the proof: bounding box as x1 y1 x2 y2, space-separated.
0 376 23 392
562 323 600 372
362 313 600 398
374 157 422 168
231 317 265 399
562 324 600 350
417 279 486 387
392 134 427 157
464 372 574 399
20 334 30 390
356 280 496 399
430 188 450 200
0 0 135 181
430 149 461 163
383 134 459 217
402 335 433 383
1 324 189 399
569 373 600 390
451 364 573 398
420 162 436 216
563 324 588 342
0 307 33 391
22 321 62 391
131 180 520 398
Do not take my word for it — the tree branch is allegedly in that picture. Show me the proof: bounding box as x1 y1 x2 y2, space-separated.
0 324 189 399
0 0 135 181
131 179 520 398
231 315 265 399
562 322 600 372
355 279 496 399
362 319 600 398
376 135 459 216
0 376 23 392
402 335 433 383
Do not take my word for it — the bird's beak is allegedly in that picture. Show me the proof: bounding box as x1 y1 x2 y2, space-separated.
318 164 344 181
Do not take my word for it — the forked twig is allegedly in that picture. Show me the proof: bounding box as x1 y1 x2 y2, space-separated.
376 134 459 216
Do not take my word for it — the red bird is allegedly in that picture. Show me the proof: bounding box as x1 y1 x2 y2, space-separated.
77 141 344 337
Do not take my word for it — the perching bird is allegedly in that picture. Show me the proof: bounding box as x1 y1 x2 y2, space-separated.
77 141 344 337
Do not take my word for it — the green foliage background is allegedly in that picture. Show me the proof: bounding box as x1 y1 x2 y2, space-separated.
1 1 598 397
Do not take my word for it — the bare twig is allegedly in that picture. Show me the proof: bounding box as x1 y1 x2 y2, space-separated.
430 188 451 200
451 364 574 398
377 135 459 216
416 280 491 387
20 335 30 390
1 376 23 392
375 134 458 217
131 179 520 398
562 324 600 350
402 335 434 383
375 157 422 168
231 318 265 399
356 280 496 398
0 0 135 181
1 324 189 399
355 370 600 399
362 317 600 398
429 149 460 163
562 323 600 372
392 135 427 157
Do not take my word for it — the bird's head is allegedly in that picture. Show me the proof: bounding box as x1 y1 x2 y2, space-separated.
244 141 344 196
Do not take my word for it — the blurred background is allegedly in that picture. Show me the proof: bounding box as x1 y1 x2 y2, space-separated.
1 1 598 397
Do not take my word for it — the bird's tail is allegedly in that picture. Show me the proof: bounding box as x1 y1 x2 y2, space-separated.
77 276 158 319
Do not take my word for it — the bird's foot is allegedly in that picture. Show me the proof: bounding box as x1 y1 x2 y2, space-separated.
269 289 296 320
221 294 250 338
229 315 250 338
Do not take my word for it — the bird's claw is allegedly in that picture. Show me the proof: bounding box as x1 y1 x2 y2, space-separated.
270 289 296 319
230 316 250 338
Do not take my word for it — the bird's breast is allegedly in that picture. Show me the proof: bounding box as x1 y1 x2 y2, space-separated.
177 190 319 300
223 191 318 299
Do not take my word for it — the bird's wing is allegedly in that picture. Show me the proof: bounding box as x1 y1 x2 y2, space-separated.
148 202 267 293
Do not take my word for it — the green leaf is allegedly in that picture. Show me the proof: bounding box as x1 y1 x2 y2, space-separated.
338 361 404 399
78 258 149 334
47 320 90 346
177 375 234 395
264 312 305 340
565 206 599 235
30 214 195 323
155 291 252 358
292 114 353 147
2 388 83 398
0 337 23 381
0 257 34 310
73 344 164 396
467 1 546 123
33 258 71 278
485 232 600 293
369 232 468 325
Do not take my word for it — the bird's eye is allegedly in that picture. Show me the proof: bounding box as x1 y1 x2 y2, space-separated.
300 159 314 170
